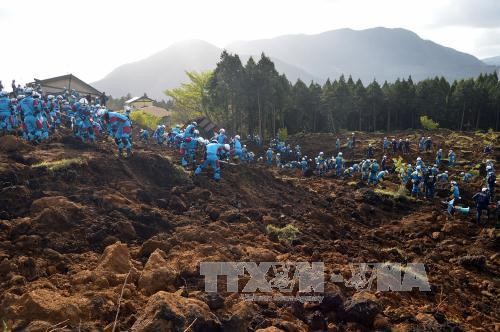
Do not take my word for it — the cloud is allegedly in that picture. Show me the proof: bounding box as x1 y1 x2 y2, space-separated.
435 0 500 28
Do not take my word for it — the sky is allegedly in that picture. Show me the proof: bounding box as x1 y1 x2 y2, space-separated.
0 0 499 87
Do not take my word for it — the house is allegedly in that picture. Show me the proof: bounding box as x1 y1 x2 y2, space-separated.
33 74 101 98
125 95 155 109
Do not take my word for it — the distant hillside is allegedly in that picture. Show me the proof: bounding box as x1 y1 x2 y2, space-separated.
482 55 500 66
94 28 495 99
92 40 316 99
228 27 494 83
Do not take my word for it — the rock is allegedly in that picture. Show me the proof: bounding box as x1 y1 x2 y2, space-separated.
138 249 178 295
96 242 131 274
168 195 188 214
262 215 278 225
116 220 137 240
71 270 93 285
319 284 344 314
206 207 220 221
17 256 38 281
204 293 224 310
31 196 82 214
327 323 339 332
256 327 285 332
244 247 277 262
342 291 380 327
139 238 171 257
416 313 440 330
6 289 90 325
431 232 441 240
373 314 390 329
307 310 327 330
456 255 487 270
131 291 221 331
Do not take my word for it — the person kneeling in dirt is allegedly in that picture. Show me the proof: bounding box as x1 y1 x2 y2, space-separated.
194 139 230 180
102 110 133 157
472 188 490 224
461 172 473 183
140 129 150 142
368 160 380 185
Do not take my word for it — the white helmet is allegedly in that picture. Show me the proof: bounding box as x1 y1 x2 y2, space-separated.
224 144 230 151
319 152 324 155
234 135 240 140
417 157 421 161
79 98 88 105
243 145 247 148
482 187 488 192
47 95 54 100
197 137 205 144
194 129 200 135
338 152 342 156
486 165 492 171
125 106 131 111
416 166 421 170
219 128 225 134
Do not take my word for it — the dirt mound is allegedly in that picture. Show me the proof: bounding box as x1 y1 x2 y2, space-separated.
131 291 221 331
0 129 498 331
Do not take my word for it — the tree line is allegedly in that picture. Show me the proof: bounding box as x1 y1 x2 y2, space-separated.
166 50 500 137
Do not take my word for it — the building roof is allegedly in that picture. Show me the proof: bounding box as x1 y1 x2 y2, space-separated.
125 96 155 104
138 106 172 118
34 74 101 96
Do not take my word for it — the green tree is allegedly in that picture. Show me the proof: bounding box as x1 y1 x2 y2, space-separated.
165 70 213 122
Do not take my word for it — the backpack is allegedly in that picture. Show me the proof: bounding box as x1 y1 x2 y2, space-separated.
475 193 489 207
487 172 496 185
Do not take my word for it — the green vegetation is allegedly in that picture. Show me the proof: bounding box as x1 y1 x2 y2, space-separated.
166 50 500 137
266 224 300 243
129 111 163 130
420 116 439 130
32 157 85 172
165 70 213 123
375 186 415 202
277 128 288 142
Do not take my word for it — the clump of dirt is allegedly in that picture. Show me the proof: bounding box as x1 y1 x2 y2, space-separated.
0 129 498 331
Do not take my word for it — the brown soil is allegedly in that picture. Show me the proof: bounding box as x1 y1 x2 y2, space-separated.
0 129 498 331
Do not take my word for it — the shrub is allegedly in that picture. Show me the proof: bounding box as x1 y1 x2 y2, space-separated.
277 127 288 142
130 111 163 130
420 116 439 130
32 158 85 172
266 224 299 243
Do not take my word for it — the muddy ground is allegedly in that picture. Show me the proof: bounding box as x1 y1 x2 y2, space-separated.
0 129 498 331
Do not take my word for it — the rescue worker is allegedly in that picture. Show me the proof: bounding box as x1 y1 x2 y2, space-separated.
102 110 133 157
448 149 456 167
217 128 227 144
266 147 273 166
233 135 242 159
335 152 343 177
450 181 460 201
435 149 442 166
472 188 490 224
0 91 12 134
368 159 380 185
194 140 230 180
486 166 496 202
383 137 388 153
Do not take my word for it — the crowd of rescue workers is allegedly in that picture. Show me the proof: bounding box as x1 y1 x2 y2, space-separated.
0 81 496 225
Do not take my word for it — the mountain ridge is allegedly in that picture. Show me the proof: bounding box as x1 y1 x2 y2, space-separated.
93 27 495 99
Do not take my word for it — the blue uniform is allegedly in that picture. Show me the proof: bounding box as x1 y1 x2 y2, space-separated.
183 124 196 139
233 138 242 159
266 149 273 165
335 156 343 176
368 162 379 184
195 142 225 180
107 112 132 154
0 96 12 133
182 136 199 167
19 95 41 141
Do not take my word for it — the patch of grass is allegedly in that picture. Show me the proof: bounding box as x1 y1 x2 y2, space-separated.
375 186 415 202
32 157 85 172
266 224 300 243
347 181 357 186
